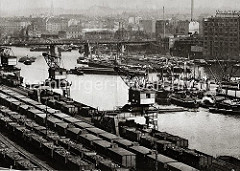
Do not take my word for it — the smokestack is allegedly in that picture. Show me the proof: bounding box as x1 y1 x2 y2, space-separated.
0 0 1 17
50 0 54 16
191 0 194 21
163 6 165 38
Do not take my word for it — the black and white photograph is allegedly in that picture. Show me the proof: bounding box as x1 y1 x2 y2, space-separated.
0 0 239 170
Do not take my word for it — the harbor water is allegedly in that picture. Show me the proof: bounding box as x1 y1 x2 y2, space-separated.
12 47 240 159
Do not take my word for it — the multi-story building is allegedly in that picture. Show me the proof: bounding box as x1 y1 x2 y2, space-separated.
68 19 80 27
139 20 156 38
156 19 190 39
46 18 69 34
0 18 30 36
171 36 203 58
189 21 200 34
29 17 47 37
66 25 82 39
128 16 142 25
176 20 190 35
82 28 114 41
203 11 240 59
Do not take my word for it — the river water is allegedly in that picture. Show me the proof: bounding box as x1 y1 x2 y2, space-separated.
11 47 240 159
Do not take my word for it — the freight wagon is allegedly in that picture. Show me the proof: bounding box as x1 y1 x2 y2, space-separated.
107 147 136 169
128 145 151 170
146 153 177 171
167 162 200 171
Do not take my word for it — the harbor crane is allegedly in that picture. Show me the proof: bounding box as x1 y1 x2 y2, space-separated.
0 47 23 86
42 45 71 98
114 58 158 130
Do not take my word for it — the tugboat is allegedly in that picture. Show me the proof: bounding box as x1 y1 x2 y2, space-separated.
19 56 36 63
154 81 172 105
19 55 36 65
169 90 199 109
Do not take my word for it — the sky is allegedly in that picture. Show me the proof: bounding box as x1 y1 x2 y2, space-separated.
1 0 240 16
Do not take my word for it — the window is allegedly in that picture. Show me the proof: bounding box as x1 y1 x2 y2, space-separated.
146 93 151 98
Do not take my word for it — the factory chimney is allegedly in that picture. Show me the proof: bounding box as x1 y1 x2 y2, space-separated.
191 0 194 21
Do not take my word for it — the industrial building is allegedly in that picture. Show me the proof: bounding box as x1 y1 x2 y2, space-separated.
203 11 240 59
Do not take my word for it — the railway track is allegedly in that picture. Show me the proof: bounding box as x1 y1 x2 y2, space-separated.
0 85 29 96
0 132 53 170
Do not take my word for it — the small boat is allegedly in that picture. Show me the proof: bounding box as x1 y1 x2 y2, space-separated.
23 59 32 65
19 56 36 65
18 56 27 63
69 67 84 75
169 91 199 109
77 58 89 65
215 99 240 111
30 46 49 52
19 56 36 62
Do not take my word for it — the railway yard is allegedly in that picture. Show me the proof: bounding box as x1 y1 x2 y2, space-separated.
0 84 239 171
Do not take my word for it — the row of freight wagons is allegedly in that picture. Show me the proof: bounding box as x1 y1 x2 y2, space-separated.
0 112 97 171
0 139 40 170
0 88 200 170
28 89 96 116
119 126 213 170
1 108 199 171
0 106 130 171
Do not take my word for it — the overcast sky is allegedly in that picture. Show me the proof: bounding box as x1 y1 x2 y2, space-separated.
1 0 240 14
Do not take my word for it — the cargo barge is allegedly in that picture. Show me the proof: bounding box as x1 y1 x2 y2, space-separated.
69 67 117 75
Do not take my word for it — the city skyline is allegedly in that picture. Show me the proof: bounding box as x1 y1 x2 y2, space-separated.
0 0 240 17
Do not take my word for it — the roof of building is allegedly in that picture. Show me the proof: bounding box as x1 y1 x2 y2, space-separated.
82 28 114 33
47 17 69 23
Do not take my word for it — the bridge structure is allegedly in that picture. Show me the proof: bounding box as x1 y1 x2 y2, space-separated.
0 39 158 47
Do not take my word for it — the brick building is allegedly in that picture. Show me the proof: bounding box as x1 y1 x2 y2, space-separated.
203 11 240 59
